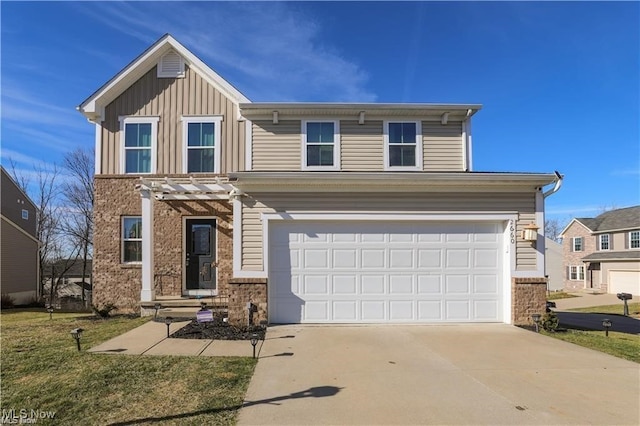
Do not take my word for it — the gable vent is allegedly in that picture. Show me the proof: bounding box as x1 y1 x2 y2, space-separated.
157 50 185 78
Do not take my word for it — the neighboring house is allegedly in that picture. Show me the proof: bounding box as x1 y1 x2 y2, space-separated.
1 166 39 304
545 237 564 292
560 206 640 295
43 259 92 302
78 34 562 325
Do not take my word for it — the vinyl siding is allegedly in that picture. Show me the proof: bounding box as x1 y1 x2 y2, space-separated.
1 218 39 295
423 121 464 171
100 65 245 175
240 192 536 271
250 119 464 171
251 120 301 170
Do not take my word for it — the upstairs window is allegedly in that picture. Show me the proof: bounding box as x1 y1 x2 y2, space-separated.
122 216 142 263
302 121 339 170
630 231 640 249
120 117 158 174
182 117 222 173
384 121 422 170
598 234 610 251
21 209 28 220
572 237 583 252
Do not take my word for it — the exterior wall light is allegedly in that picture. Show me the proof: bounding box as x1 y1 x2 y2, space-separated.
250 333 259 359
164 316 173 338
532 313 542 332
602 318 612 337
71 328 83 351
522 222 539 242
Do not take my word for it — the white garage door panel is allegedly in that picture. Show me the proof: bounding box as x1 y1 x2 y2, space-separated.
609 271 640 296
269 221 504 323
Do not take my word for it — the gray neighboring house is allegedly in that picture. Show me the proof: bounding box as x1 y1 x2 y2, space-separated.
43 259 92 302
545 237 564 292
560 206 640 295
1 167 39 304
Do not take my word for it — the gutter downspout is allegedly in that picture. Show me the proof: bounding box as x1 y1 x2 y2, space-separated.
541 171 563 293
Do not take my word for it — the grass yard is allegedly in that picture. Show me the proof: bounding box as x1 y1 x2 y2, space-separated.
568 302 640 318
541 329 640 363
546 292 580 300
1 309 256 425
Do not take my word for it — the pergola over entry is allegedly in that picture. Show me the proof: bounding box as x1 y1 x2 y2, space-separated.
135 177 242 301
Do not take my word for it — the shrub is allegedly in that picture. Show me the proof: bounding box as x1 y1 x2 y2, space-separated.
1 293 15 309
542 311 559 332
92 303 117 318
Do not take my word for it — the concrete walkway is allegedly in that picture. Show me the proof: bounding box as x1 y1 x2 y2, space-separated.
88 320 261 357
553 292 635 310
238 324 639 425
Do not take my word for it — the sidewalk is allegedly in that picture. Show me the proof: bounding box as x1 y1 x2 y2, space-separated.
553 292 633 310
88 320 261 357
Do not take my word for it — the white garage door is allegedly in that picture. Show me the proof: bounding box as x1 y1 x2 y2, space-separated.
609 270 640 295
269 221 504 323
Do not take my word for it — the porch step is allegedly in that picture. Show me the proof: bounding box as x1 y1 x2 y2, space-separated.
140 296 228 317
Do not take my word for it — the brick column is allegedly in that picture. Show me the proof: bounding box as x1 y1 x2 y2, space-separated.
512 277 547 325
228 278 268 326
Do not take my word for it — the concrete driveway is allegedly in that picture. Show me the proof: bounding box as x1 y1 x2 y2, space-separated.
238 324 639 425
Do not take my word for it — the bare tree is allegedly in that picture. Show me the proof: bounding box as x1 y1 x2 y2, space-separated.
544 218 567 242
61 148 94 305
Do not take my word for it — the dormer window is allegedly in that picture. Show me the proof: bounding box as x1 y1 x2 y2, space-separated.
384 121 422 171
302 121 340 170
157 50 185 78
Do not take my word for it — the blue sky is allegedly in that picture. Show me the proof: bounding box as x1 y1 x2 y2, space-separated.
1 1 638 224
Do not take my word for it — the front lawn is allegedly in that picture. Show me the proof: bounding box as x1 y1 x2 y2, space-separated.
541 329 640 363
1 309 256 424
546 292 580 300
568 302 640 318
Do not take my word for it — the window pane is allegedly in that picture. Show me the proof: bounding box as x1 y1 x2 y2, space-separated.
389 123 416 144
389 146 416 167
188 148 215 173
631 231 640 248
307 122 334 143
125 149 151 173
123 217 142 239
188 123 215 147
123 241 142 262
125 123 151 147
307 145 334 166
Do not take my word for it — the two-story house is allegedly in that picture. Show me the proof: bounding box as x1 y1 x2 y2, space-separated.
78 34 562 325
1 166 39 304
560 206 640 295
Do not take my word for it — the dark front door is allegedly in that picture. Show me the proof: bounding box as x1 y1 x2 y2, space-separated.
185 219 216 294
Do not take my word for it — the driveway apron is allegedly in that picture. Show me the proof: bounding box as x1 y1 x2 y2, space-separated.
238 324 639 425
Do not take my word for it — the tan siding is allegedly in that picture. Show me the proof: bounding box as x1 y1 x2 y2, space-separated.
341 120 384 171
251 120 301 170
100 65 245 175
240 192 536 271
423 121 463 171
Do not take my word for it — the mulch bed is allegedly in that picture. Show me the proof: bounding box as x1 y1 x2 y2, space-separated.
156 316 266 340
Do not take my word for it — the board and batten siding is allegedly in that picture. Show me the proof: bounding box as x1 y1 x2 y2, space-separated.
251 119 464 171
240 192 537 271
100 65 245 175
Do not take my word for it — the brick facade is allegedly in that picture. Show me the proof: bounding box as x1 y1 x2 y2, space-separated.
228 278 268 326
562 222 596 291
511 277 547 325
93 176 233 313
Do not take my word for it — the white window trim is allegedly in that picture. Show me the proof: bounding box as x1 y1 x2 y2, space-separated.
569 265 585 281
119 116 159 174
630 230 640 249
122 216 142 264
383 120 423 171
598 234 610 251
301 120 340 171
572 236 583 252
21 209 28 220
181 116 223 174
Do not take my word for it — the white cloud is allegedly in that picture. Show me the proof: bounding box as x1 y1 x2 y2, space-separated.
73 2 376 102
